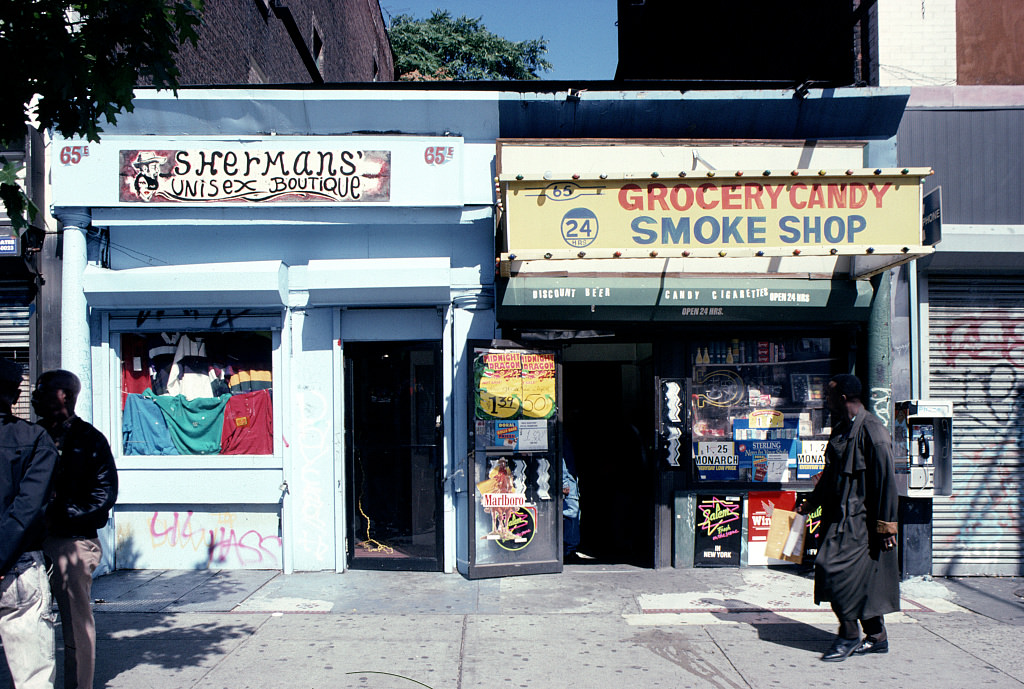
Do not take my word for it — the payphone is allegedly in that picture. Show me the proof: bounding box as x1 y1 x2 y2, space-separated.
893 400 953 497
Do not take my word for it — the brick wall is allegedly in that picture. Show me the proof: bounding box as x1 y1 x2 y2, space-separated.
167 0 393 85
956 0 1024 85
876 0 957 86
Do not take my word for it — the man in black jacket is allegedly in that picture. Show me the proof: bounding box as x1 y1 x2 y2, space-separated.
32 370 118 689
796 374 899 662
1 357 59 689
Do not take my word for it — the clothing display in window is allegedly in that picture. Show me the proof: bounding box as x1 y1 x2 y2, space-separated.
220 389 273 455
121 330 274 456
120 334 152 407
122 393 179 456
144 389 231 455
226 332 273 393
227 368 273 393
146 333 180 395
166 334 216 400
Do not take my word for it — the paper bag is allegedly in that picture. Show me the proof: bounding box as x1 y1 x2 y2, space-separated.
763 509 806 564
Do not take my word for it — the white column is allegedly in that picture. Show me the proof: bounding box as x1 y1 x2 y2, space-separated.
57 209 93 422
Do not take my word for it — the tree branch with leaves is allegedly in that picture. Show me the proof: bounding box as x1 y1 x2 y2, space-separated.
0 0 203 232
388 10 550 82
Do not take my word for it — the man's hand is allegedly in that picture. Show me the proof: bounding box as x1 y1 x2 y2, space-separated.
881 534 897 551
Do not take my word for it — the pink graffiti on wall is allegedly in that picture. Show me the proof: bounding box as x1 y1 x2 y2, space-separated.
929 311 1024 557
149 511 283 567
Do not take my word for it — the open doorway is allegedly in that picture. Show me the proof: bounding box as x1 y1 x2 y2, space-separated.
344 341 443 571
561 342 656 567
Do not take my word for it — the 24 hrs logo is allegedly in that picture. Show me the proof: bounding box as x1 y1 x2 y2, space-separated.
561 208 598 248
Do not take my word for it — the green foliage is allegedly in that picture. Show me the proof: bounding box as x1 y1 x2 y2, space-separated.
0 0 203 231
388 10 550 81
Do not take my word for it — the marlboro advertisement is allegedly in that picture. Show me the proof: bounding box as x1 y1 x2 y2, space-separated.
476 457 537 551
693 495 742 567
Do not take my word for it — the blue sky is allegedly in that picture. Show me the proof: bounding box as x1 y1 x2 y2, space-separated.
379 1 619 81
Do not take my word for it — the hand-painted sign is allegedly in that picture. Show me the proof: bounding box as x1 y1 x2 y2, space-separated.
474 349 557 420
504 172 927 253
52 136 463 207
119 148 390 203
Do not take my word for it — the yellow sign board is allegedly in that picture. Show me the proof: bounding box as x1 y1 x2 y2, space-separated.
504 172 926 253
475 350 556 420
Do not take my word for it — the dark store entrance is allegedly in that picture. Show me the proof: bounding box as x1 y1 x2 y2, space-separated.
561 342 656 567
344 341 443 571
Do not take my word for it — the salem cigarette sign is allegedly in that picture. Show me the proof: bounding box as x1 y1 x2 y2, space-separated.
504 172 927 252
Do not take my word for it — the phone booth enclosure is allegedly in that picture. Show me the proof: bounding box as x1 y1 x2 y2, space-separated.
467 343 562 579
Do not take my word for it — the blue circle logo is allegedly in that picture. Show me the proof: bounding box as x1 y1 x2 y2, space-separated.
560 208 599 248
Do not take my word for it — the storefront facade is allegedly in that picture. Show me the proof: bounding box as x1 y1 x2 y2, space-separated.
49 90 499 573
492 120 931 569
47 86 931 575
897 89 1024 575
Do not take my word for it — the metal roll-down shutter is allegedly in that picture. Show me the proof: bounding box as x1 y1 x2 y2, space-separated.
0 277 33 418
927 277 1024 575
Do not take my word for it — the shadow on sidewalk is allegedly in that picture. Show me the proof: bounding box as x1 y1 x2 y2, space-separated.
704 597 834 652
92 613 258 687
87 569 270 688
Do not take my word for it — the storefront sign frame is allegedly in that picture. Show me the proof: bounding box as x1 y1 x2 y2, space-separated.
500 168 932 257
51 135 466 208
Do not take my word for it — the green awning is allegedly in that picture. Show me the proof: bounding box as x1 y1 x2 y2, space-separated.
498 276 874 323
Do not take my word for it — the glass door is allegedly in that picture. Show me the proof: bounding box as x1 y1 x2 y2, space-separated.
467 343 562 579
344 341 443 571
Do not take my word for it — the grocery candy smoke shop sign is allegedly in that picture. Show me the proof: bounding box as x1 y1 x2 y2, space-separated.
119 148 390 203
503 172 928 252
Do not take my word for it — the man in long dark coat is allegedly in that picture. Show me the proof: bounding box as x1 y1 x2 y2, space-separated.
796 374 899 662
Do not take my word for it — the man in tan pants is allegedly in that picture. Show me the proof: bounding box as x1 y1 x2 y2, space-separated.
1 357 59 689
33 370 118 689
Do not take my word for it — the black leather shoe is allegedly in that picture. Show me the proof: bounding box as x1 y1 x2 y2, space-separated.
822 637 860 662
854 637 889 655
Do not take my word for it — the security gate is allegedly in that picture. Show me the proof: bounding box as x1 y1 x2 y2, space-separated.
927 276 1024 575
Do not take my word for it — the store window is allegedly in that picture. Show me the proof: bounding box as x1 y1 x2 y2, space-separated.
119 331 273 456
688 336 836 483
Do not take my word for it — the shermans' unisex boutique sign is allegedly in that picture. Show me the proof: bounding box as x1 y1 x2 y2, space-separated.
52 136 464 207
119 148 391 203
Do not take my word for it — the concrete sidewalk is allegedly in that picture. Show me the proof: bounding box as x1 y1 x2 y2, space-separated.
4 565 1022 689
